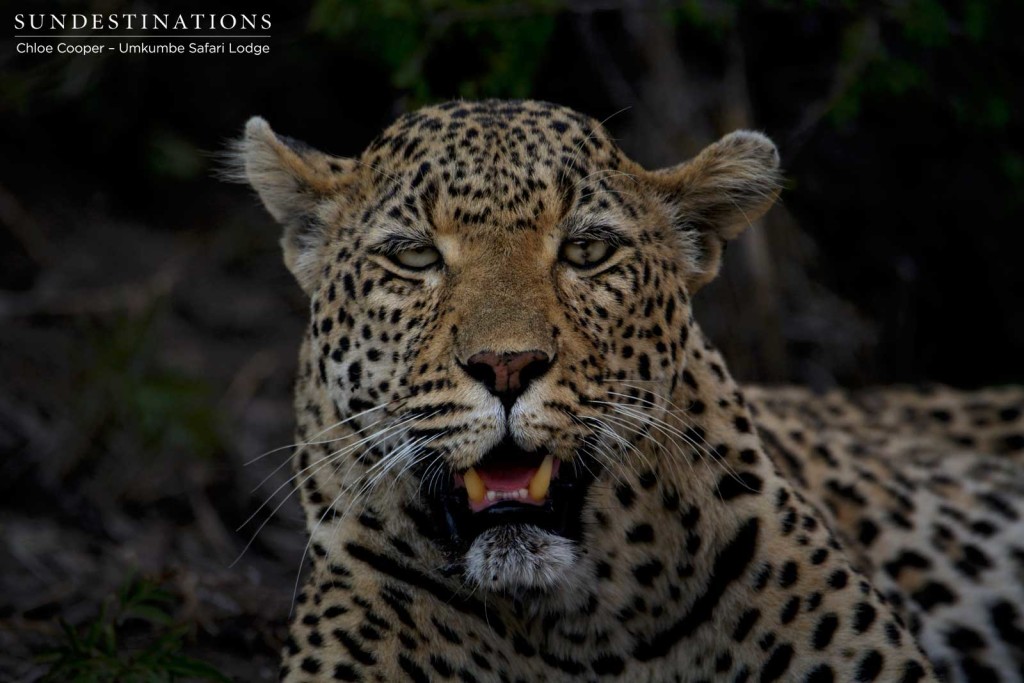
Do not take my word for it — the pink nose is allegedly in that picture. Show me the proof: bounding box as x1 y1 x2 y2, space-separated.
463 350 552 402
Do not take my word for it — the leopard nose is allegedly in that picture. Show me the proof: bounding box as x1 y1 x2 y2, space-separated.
461 350 552 407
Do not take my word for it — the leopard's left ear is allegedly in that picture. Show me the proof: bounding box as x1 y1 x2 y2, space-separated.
225 117 358 294
647 131 782 291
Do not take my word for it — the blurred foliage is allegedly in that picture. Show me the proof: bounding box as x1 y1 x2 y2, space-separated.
824 0 1018 141
39 575 229 682
309 0 558 102
301 0 1020 188
147 129 205 181
74 308 222 465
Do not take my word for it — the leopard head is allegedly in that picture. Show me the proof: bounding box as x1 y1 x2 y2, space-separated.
233 100 780 600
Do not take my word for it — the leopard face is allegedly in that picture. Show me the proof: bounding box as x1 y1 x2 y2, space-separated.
234 99 779 598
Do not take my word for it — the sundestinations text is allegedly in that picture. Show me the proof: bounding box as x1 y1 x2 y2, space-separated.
14 13 271 31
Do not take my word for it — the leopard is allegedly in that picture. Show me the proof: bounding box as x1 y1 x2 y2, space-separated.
229 99 1024 682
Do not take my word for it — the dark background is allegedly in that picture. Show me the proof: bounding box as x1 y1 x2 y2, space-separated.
2 0 1022 679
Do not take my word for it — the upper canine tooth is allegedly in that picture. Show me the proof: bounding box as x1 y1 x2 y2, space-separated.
464 467 486 504
528 454 554 502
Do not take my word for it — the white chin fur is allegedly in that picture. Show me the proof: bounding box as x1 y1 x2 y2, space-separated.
465 525 578 595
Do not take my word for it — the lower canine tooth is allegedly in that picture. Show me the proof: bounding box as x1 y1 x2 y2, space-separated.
529 454 554 501
487 490 497 501
464 467 486 504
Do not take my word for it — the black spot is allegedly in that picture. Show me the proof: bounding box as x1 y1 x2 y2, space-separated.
428 617 460 646
883 550 932 579
945 626 984 652
627 523 655 544
513 634 536 657
956 543 993 578
591 654 625 676
637 354 651 380
347 361 362 386
615 483 636 507
853 602 877 634
911 581 956 611
753 564 772 591
999 406 1022 422
397 630 416 649
398 654 430 683
333 662 360 681
429 655 454 678
733 608 761 643
804 664 835 683
332 629 376 665
760 644 794 682
470 652 491 671
812 613 839 650
900 661 928 683
858 519 880 546
357 513 382 531
885 621 903 646
961 657 1000 681
991 600 1024 649
855 651 884 682
301 657 321 674
716 472 763 500
780 597 801 625
827 569 848 589
978 492 1019 520
970 520 997 537
538 648 587 675
633 559 664 586
779 561 798 588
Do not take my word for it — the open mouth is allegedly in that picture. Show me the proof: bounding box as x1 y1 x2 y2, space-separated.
433 439 595 550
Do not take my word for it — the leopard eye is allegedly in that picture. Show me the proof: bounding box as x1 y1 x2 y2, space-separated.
561 239 613 269
391 246 441 270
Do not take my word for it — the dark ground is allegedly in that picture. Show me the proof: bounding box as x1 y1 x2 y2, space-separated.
2 1 1023 680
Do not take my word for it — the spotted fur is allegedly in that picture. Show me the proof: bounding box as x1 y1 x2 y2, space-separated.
231 99 1024 682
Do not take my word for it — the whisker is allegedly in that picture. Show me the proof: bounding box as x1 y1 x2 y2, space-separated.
244 399 399 467
238 413 422 533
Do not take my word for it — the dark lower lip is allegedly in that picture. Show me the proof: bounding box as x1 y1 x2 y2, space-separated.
432 457 597 551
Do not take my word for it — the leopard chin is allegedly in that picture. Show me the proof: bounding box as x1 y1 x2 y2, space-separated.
464 524 579 596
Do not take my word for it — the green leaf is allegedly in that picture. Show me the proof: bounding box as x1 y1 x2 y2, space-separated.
163 656 233 682
899 0 950 47
963 0 989 42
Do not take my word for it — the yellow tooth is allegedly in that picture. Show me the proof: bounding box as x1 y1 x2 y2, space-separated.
529 454 554 502
464 467 486 504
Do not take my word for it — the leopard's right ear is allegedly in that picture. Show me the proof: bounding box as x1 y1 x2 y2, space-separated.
225 117 357 294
